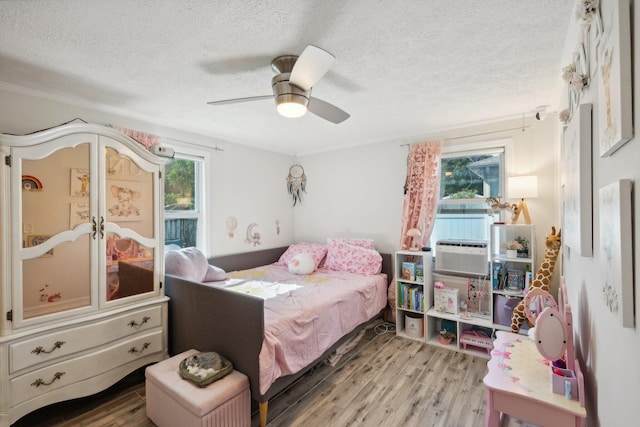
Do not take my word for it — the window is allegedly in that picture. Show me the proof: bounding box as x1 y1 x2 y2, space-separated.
429 147 505 250
164 154 203 249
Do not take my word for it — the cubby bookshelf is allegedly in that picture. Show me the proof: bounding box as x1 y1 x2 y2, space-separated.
489 224 536 330
394 250 432 342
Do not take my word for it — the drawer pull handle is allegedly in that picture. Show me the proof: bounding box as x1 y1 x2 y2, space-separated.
99 216 105 239
92 217 97 240
128 342 151 354
31 341 66 355
31 371 65 387
128 316 151 328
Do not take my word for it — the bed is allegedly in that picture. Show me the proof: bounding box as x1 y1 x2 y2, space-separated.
164 242 391 426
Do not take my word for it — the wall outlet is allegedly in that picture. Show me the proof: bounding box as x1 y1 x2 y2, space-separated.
23 222 33 234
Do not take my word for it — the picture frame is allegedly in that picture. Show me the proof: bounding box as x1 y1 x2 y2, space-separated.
597 0 632 157
599 179 634 328
70 168 90 197
70 202 91 229
562 103 592 257
106 180 143 222
27 234 54 257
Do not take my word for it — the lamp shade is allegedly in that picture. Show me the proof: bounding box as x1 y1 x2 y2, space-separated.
508 175 538 199
406 228 422 251
407 228 422 238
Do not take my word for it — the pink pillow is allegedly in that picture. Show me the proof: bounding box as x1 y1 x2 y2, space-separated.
334 238 375 249
318 238 375 268
323 238 382 275
276 243 327 269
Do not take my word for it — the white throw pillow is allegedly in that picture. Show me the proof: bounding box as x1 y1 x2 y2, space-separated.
288 253 316 275
203 264 226 282
165 247 209 282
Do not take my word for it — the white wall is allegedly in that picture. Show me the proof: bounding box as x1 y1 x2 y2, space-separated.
0 87 295 257
296 116 560 273
559 1 640 425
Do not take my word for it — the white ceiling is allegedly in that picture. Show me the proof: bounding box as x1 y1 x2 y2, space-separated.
0 1 575 155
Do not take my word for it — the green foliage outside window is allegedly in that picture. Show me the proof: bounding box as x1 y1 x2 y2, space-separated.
165 159 195 210
439 154 501 201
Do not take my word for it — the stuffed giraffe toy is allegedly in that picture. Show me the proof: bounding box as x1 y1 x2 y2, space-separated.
510 226 562 333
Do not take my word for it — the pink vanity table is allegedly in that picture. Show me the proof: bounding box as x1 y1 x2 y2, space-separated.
483 282 586 426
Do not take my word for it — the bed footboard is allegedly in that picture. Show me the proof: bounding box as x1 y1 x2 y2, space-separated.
164 276 264 400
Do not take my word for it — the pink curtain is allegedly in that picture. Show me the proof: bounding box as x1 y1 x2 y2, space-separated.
113 126 160 149
388 141 443 323
399 140 443 249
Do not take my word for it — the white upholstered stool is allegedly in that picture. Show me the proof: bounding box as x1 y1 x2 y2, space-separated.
146 349 250 427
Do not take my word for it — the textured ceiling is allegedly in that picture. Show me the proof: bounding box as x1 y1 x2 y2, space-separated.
0 1 575 154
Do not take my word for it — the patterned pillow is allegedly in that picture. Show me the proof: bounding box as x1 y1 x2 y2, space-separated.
323 238 383 275
318 238 375 268
334 238 375 249
276 243 327 269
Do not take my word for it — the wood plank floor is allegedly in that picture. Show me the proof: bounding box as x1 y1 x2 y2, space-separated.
12 321 489 427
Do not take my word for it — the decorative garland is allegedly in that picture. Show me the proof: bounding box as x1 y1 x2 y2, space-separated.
560 0 601 126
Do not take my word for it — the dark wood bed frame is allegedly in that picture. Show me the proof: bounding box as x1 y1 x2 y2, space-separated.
164 246 392 427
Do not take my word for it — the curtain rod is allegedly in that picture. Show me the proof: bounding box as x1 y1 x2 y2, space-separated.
400 125 531 147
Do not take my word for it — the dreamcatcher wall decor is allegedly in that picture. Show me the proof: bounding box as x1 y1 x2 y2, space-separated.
286 164 306 206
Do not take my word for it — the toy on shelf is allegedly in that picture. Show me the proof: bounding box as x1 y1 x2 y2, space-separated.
460 330 493 355
511 226 561 332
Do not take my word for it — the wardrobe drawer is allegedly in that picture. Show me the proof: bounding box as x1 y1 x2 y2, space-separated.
10 330 162 406
10 305 162 373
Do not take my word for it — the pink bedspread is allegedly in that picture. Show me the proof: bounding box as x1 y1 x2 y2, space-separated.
226 265 388 394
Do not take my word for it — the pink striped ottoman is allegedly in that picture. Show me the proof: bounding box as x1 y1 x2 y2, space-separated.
146 349 250 427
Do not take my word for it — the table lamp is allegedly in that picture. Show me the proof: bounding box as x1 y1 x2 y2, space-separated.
406 228 422 251
507 175 538 225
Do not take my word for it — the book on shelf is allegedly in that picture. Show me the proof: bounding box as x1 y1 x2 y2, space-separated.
525 271 533 290
415 264 424 282
398 283 424 312
401 262 416 281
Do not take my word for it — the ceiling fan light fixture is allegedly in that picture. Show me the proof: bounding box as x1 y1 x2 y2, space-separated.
276 94 308 118
272 75 309 118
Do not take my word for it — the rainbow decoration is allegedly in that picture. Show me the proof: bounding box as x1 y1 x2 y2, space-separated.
22 175 43 191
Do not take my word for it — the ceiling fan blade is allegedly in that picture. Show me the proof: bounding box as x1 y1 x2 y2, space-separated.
307 97 350 124
207 95 272 105
289 45 335 91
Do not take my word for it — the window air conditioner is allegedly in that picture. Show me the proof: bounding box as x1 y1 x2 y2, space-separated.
435 240 489 276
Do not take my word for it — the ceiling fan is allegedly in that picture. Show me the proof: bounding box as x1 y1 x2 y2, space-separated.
207 45 350 124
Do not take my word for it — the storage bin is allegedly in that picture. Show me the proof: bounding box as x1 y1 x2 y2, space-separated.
405 313 423 338
550 366 578 400
493 294 529 330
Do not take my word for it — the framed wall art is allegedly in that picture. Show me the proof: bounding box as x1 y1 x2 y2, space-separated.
562 103 592 257
599 179 633 327
70 202 91 229
106 180 143 222
70 168 90 196
597 0 632 157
